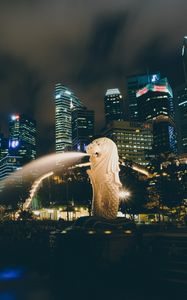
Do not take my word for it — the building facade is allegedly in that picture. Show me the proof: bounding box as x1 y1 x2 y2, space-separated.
55 84 84 152
126 73 160 121
137 78 177 155
103 120 153 165
104 89 123 124
0 133 8 160
0 155 23 192
72 107 94 152
174 84 187 154
8 114 36 164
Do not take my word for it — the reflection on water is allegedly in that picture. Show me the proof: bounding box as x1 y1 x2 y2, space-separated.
0 268 24 281
0 293 16 300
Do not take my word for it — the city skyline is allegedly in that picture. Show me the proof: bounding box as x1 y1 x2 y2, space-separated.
0 0 186 154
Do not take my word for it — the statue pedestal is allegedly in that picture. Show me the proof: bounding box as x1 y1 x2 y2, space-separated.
52 217 141 264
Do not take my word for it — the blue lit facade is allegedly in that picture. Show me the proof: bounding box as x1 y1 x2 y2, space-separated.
8 114 36 164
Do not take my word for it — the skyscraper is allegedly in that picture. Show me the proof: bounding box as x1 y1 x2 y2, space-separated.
8 114 36 164
126 73 160 121
182 36 187 83
0 133 8 159
173 36 187 154
72 107 94 152
137 78 177 155
174 84 187 154
0 155 22 182
55 84 84 152
104 89 123 124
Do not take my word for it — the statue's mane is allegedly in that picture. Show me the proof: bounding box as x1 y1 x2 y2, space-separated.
91 138 121 186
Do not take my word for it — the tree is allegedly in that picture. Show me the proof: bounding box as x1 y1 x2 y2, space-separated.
120 165 148 216
18 210 33 220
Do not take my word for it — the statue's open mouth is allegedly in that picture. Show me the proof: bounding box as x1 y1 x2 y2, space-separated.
93 152 99 158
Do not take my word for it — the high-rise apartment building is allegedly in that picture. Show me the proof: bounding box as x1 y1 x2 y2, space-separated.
103 120 153 165
55 84 84 152
0 155 23 192
0 133 8 159
174 36 187 154
72 107 94 152
104 89 123 124
174 84 187 154
126 73 160 121
137 78 177 155
182 36 187 83
0 155 22 181
8 114 36 164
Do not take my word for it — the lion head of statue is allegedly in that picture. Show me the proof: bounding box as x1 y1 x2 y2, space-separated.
86 137 121 186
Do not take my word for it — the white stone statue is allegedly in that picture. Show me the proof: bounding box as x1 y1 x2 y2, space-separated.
86 137 122 219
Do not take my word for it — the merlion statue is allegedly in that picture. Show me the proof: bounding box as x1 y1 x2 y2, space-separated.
86 137 122 219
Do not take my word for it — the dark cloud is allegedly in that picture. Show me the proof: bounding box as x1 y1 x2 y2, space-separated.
0 0 186 154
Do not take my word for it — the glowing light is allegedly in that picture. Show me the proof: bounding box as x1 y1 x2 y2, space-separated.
136 87 148 97
9 140 19 149
179 100 187 106
151 74 159 82
70 99 74 109
182 45 185 56
124 230 132 234
136 83 173 98
65 90 71 95
88 230 95 234
0 268 24 281
119 190 131 200
105 88 121 96
55 94 61 99
104 230 112 234
132 165 150 177
11 115 19 121
153 85 168 93
23 171 54 210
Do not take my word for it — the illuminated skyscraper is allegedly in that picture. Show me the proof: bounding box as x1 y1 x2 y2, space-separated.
72 107 94 152
104 89 123 124
8 114 36 164
55 84 84 152
182 36 187 83
173 37 187 154
0 133 8 159
137 78 177 155
174 84 187 154
126 73 160 121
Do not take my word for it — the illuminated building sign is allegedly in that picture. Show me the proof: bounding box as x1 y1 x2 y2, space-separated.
136 84 173 98
9 140 19 149
136 87 148 97
151 74 159 83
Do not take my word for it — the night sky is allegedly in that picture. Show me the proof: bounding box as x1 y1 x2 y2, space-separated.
0 0 187 155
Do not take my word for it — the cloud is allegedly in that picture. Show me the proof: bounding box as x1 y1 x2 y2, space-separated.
0 0 186 154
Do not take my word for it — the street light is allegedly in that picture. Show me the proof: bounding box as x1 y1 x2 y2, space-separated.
119 189 131 201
